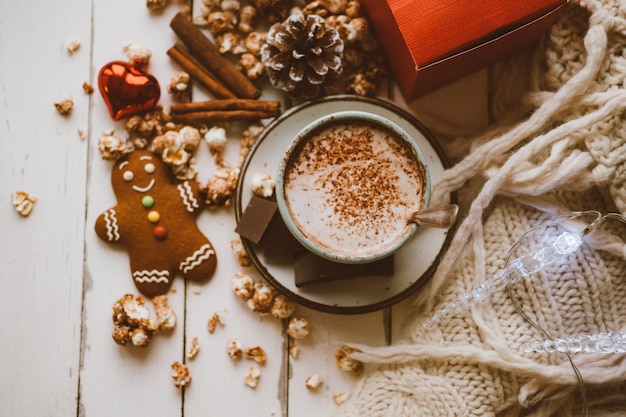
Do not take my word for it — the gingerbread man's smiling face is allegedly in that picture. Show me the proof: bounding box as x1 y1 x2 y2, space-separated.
111 150 172 199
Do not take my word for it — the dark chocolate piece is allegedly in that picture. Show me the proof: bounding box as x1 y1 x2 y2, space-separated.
294 252 394 287
261 212 307 259
235 195 278 244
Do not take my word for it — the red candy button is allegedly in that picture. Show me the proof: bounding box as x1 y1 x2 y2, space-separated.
153 225 168 240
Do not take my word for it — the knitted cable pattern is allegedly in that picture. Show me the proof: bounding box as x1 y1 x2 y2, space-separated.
335 1 626 416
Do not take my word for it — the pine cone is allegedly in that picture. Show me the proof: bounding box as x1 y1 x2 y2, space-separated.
261 13 344 99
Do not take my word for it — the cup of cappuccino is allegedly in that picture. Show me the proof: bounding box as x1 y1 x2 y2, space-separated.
275 111 431 264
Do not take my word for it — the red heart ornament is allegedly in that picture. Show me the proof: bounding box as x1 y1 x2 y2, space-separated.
98 61 160 121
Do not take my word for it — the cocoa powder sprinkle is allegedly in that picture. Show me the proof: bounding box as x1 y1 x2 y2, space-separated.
284 121 426 256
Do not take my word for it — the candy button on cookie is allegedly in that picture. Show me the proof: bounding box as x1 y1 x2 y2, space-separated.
142 195 155 209
148 211 160 223
153 225 168 240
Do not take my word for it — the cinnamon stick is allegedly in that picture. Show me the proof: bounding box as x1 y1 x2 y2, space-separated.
171 110 278 125
170 12 261 99
167 44 236 99
170 99 281 115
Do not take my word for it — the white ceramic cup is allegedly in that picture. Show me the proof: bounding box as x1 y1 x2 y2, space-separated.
275 110 431 264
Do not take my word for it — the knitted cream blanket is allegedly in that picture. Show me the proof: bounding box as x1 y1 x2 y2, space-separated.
336 1 626 416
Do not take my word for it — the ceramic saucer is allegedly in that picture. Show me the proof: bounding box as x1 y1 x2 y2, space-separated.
235 95 455 314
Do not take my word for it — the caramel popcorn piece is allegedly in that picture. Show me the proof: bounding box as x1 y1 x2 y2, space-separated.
207 309 227 333
204 126 228 155
232 273 297 319
77 128 86 140
178 3 191 17
230 271 299 324
113 294 152 328
345 0 360 18
82 82 94 94
289 341 299 359
98 130 130 161
333 392 348 405
13 191 37 217
175 160 199 181
240 123 264 161
305 374 323 390
231 272 255 300
250 171 275 198
177 126 202 151
243 32 266 56
147 0 168 11
123 44 152 66
66 39 81 54
201 0 221 12
201 165 239 208
238 53 264 80
161 145 191 174
153 295 177 331
187 337 200 359
111 294 158 347
168 71 190 102
207 11 235 34
111 327 149 347
287 316 310 340
227 338 244 361
171 361 192 388
244 366 261 388
270 294 295 319
151 130 179 154
246 282 275 314
238 4 257 33
245 346 267 364
322 0 349 14
335 345 364 375
127 109 168 144
216 31 246 54
221 0 241 13
54 99 74 116
129 328 152 347
207 314 220 333
230 238 251 266
347 72 377 96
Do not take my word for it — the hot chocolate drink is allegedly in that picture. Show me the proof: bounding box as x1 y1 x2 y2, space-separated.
281 118 428 261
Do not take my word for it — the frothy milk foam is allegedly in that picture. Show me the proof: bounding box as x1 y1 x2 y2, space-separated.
283 120 427 258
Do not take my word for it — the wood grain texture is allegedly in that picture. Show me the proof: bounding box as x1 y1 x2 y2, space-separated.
0 0 488 416
0 0 91 415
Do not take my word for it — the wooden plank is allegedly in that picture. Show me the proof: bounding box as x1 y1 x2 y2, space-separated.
180 63 287 411
287 308 388 416
0 0 91 415
80 2 187 416
182 256 287 416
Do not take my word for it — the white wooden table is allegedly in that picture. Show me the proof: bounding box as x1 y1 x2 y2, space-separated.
0 1 487 416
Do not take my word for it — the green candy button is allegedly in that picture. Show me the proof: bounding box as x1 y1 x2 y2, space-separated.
142 195 155 209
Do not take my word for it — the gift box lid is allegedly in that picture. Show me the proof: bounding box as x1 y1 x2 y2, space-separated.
361 0 568 101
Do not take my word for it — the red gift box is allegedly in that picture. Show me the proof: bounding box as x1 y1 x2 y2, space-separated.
360 0 568 101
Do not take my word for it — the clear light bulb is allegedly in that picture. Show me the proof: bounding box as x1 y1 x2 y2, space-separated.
520 332 626 354
421 230 584 329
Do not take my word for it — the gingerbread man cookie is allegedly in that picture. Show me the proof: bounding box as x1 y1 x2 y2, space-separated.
95 150 217 297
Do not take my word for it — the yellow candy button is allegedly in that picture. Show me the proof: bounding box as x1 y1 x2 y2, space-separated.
147 211 160 223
